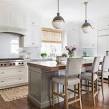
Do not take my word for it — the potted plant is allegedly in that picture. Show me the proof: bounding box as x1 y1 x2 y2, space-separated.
65 46 76 57
41 53 47 58
62 53 67 57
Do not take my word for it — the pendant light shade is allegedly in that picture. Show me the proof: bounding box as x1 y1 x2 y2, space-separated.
82 20 92 33
81 1 92 33
52 0 65 29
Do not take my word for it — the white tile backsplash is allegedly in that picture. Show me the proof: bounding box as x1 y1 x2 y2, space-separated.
0 33 20 58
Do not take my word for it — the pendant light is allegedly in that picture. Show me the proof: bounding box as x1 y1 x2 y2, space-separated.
81 1 92 33
52 0 65 29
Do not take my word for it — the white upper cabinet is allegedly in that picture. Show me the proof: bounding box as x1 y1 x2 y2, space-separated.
24 24 42 47
80 27 97 49
0 3 27 31
65 22 80 47
97 16 109 56
24 13 42 47
97 36 109 56
98 29 109 36
97 17 109 37
0 1 42 32
97 17 109 30
0 1 42 47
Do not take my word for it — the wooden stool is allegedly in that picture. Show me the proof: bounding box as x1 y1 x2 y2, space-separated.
81 57 100 105
52 58 83 109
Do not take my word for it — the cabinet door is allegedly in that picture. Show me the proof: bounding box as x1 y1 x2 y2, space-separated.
0 66 27 89
0 76 24 88
97 36 109 56
0 66 26 78
80 31 97 48
24 25 41 47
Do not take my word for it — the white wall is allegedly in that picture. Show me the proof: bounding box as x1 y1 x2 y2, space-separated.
65 21 98 57
65 22 80 47
79 22 97 56
65 22 80 56
0 1 42 59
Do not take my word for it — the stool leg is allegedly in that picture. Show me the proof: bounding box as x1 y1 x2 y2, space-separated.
74 85 76 99
100 76 104 100
57 83 60 103
95 79 98 92
64 82 68 109
80 79 82 93
49 79 52 107
88 81 90 93
92 81 95 106
52 81 55 106
108 76 109 85
63 85 65 93
78 83 82 109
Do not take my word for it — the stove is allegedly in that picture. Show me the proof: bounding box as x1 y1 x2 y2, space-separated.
0 58 25 67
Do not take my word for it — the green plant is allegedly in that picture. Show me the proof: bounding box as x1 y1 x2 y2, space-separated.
65 46 76 57
41 53 47 57
62 53 67 57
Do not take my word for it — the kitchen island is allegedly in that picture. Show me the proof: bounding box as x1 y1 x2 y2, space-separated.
27 58 95 108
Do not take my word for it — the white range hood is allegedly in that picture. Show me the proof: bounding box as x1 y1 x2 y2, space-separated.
0 26 26 35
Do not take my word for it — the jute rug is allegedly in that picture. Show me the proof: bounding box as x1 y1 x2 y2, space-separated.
0 86 28 102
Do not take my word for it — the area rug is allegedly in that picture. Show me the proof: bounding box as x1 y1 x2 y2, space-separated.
0 86 28 102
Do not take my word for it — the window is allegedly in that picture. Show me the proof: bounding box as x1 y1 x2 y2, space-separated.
41 28 63 57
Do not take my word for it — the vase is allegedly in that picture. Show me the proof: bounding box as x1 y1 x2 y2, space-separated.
68 53 74 57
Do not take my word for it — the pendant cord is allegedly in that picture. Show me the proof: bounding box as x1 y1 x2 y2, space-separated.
57 0 59 13
84 2 88 21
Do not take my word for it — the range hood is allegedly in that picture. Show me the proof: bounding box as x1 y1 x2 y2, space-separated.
0 26 26 36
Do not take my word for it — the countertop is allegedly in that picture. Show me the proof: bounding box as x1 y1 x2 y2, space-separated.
27 58 94 73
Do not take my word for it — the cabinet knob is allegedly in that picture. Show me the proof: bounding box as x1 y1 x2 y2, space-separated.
19 71 22 72
0 72 5 74
32 42 34 45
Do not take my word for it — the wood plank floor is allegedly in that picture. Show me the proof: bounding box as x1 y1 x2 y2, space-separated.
0 83 109 109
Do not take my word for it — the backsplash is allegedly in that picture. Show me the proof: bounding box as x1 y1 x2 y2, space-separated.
82 48 97 57
19 47 41 59
0 33 20 58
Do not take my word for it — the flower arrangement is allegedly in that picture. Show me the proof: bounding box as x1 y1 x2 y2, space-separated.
65 46 76 57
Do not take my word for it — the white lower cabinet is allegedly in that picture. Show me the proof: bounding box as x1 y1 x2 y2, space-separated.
0 66 28 89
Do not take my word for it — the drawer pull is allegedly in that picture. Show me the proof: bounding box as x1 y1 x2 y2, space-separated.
0 72 5 74
18 71 22 72
19 78 22 80
1 81 4 83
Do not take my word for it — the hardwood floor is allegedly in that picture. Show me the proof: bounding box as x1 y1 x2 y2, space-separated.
0 83 109 109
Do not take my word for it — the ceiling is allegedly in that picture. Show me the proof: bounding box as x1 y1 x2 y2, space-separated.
1 0 109 22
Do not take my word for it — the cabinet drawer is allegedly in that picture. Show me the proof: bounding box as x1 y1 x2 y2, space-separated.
0 67 26 77
0 75 25 87
15 67 26 73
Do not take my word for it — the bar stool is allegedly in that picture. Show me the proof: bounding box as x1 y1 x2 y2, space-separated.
81 57 100 105
49 56 67 106
98 56 109 96
56 56 67 76
52 58 83 109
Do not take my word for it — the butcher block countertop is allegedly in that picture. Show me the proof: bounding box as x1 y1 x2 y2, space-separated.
27 59 94 73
